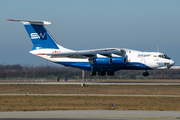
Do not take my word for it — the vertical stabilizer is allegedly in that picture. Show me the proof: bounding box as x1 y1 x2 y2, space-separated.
24 24 59 50
7 19 72 52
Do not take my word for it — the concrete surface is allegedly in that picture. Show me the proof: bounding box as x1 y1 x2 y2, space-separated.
0 82 180 85
0 110 180 120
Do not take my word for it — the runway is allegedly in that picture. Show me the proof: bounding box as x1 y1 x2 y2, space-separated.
0 94 180 97
0 110 180 120
0 82 180 120
0 82 180 85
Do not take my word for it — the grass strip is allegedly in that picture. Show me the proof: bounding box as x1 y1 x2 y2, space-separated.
0 96 180 111
0 85 180 95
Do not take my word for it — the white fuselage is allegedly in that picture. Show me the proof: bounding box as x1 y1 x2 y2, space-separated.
30 48 175 71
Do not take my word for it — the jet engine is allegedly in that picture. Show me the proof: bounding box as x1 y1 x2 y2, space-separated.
88 57 126 65
88 57 112 65
111 57 126 64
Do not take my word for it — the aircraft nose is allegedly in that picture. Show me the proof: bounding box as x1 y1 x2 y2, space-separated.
165 60 175 69
170 60 175 66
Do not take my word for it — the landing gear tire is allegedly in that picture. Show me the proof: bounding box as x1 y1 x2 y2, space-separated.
143 72 149 76
98 71 106 76
107 71 115 76
90 71 96 76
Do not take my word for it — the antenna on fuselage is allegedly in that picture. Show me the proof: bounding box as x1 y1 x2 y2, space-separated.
157 45 159 53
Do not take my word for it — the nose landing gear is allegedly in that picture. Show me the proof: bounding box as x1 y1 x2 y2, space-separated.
143 70 149 76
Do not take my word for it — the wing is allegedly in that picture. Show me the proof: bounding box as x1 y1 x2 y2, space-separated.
47 48 126 58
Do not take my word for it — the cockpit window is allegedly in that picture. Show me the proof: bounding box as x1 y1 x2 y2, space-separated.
158 54 171 60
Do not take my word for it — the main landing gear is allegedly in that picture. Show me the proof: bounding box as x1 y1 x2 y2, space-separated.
98 71 106 76
90 71 149 77
143 70 149 76
89 71 96 76
89 71 115 76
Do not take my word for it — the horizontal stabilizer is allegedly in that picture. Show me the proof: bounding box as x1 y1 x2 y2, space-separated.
7 19 51 25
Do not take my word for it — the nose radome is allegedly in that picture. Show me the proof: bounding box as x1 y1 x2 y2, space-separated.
170 60 175 66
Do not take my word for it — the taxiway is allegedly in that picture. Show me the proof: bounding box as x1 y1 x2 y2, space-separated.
0 110 180 120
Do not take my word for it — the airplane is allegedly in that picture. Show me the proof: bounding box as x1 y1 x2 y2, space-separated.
7 19 175 76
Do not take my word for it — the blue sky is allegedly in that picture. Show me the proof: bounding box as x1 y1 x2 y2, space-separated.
0 0 180 66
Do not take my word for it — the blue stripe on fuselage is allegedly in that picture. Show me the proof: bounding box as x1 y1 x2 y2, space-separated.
54 61 152 71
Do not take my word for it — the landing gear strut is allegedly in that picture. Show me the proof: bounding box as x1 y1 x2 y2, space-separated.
143 70 149 76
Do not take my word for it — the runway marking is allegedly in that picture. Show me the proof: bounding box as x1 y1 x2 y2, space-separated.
0 94 180 97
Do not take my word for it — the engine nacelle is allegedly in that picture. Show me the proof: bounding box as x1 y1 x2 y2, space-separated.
89 57 112 65
111 57 126 64
88 57 126 65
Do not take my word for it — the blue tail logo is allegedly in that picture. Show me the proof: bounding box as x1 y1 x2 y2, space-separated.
24 24 59 50
31 33 46 39
7 19 60 50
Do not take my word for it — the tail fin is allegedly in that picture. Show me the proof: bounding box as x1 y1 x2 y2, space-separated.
7 19 66 51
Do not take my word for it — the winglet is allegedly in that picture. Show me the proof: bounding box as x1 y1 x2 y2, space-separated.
7 19 51 25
